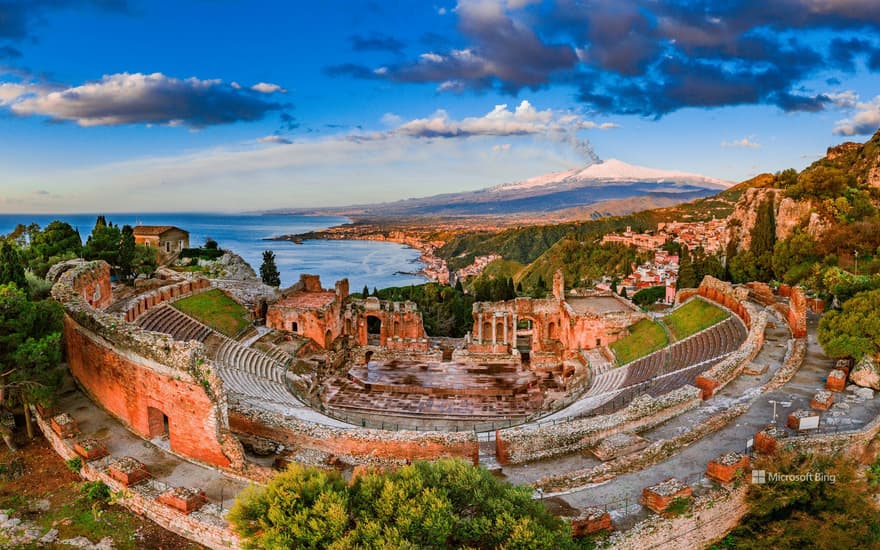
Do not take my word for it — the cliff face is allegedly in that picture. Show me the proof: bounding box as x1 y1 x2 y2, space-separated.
726 188 816 252
822 129 880 188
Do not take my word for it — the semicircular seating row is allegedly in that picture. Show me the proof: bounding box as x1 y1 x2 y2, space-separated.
136 304 302 407
580 316 747 415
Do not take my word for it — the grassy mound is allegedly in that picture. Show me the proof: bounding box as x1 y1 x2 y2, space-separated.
663 298 728 341
172 289 250 337
610 318 668 366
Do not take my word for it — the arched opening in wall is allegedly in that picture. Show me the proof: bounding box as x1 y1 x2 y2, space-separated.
147 406 169 442
290 321 298 333
393 320 400 338
547 321 557 340
482 322 492 342
345 318 352 335
516 317 535 362
367 315 382 346
325 329 333 349
496 321 505 343
258 300 269 322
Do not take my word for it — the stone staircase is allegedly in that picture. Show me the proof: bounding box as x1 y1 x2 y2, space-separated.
136 304 212 343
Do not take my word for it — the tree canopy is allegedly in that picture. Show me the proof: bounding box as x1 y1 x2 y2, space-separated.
818 289 880 360
229 460 576 550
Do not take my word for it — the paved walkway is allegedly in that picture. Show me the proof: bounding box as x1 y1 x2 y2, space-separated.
55 384 248 511
526 311 880 528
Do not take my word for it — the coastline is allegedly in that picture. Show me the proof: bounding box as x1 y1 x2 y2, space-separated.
268 225 449 284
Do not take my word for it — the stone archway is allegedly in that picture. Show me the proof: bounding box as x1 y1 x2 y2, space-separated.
325 329 333 349
367 315 382 345
147 406 169 439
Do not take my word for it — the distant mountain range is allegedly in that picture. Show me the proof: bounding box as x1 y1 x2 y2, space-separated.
270 159 732 219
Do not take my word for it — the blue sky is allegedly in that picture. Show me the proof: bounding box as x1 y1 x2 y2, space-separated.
1 0 880 213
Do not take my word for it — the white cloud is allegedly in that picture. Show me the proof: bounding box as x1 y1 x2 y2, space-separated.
381 112 403 126
834 95 880 136
392 100 614 138
4 72 284 128
250 82 286 93
492 143 511 152
721 137 760 149
826 90 859 109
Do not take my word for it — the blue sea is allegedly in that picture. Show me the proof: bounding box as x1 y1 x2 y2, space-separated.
0 213 428 291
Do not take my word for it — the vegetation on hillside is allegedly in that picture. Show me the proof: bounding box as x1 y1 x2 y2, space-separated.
229 460 578 550
82 216 157 282
172 289 251 338
373 283 475 338
722 450 880 549
517 240 643 292
609 318 668 365
664 299 728 341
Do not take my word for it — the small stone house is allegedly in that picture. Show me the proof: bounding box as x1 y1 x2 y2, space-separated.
133 226 189 261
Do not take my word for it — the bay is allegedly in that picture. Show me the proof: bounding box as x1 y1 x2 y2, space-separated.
0 212 428 291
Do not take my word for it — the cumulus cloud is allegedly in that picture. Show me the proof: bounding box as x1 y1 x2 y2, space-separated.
327 0 880 117
834 96 880 135
721 137 760 149
492 143 511 152
373 100 614 163
2 72 287 128
250 82 286 93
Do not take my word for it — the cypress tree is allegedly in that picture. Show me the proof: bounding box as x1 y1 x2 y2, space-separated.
361 285 369 298
259 250 281 287
118 225 136 282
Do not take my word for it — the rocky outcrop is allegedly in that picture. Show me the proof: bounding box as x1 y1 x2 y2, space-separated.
851 355 880 390
727 188 820 252
198 252 258 281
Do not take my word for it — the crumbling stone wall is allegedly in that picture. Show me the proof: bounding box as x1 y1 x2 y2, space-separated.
228 402 479 465
122 278 211 322
694 303 767 399
697 276 752 327
495 386 702 464
604 485 749 550
788 286 808 338
34 411 241 550
53 261 247 472
68 260 112 310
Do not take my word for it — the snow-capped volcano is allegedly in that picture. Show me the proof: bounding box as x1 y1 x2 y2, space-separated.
491 159 732 193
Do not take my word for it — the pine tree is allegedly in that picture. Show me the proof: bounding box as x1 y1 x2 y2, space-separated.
259 250 281 287
361 285 369 298
750 197 777 282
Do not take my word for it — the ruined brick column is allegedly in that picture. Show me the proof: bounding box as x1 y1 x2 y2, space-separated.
788 286 807 338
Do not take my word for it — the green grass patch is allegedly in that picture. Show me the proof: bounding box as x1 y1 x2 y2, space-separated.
172 289 250 337
610 318 668 366
663 298 729 341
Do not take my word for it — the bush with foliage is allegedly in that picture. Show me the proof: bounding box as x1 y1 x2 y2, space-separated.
818 289 880 360
375 283 474 337
632 285 666 306
727 450 880 549
229 460 576 550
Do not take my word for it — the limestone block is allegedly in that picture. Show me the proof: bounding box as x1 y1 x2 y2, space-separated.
786 409 820 431
850 355 880 391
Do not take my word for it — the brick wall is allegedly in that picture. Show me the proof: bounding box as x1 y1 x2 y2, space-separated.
64 317 234 468
70 261 112 310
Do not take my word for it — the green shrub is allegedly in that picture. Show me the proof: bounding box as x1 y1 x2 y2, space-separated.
65 456 83 473
79 481 111 503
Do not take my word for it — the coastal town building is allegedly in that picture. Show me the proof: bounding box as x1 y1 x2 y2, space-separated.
601 226 667 251
133 225 190 262
659 219 728 254
455 254 502 281
618 251 680 303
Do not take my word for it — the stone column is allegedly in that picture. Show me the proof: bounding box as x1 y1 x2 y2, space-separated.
492 315 497 345
503 312 508 345
477 313 483 343
512 313 517 346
